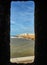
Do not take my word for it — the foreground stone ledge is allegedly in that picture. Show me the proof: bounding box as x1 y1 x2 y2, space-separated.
10 56 34 64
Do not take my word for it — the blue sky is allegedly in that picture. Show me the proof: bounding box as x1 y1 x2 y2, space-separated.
10 1 35 36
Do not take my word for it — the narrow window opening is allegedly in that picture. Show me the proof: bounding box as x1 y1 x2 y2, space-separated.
10 1 35 64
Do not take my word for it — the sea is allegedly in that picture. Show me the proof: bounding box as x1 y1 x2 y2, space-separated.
10 37 35 58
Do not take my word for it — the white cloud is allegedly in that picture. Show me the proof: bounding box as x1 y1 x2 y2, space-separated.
10 20 15 25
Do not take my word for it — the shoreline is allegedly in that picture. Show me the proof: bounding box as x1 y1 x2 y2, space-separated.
10 37 35 40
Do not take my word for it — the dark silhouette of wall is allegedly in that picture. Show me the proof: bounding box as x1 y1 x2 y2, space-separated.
35 1 47 65
0 0 10 65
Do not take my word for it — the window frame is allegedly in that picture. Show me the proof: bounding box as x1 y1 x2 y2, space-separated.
10 0 35 64
1 0 46 65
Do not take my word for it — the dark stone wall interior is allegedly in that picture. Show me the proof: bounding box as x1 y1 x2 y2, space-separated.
35 1 47 65
0 0 10 65
0 0 47 65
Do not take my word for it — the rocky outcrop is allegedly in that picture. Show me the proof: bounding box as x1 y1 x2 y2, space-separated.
15 33 35 40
